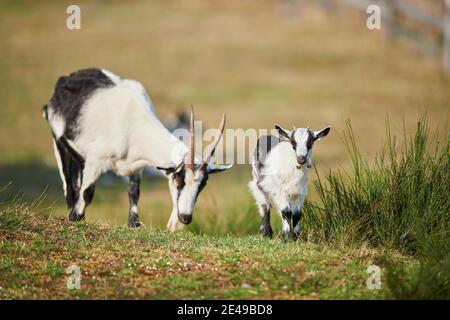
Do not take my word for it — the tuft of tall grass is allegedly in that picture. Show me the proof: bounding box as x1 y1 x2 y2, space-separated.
302 116 449 298
303 116 449 254
0 185 48 232
384 254 450 299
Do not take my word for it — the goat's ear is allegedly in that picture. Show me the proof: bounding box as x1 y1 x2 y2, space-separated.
313 126 331 141
157 162 184 175
275 124 291 141
206 164 233 174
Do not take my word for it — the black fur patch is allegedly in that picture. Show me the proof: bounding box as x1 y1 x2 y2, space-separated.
292 209 301 228
128 174 141 228
254 135 280 172
58 136 85 164
306 130 315 150
290 131 297 150
55 138 82 210
47 68 115 140
83 184 96 206
260 204 273 238
281 209 292 221
195 173 208 201
174 168 186 191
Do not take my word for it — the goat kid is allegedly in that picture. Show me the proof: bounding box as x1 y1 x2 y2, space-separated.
249 124 330 240
44 68 231 230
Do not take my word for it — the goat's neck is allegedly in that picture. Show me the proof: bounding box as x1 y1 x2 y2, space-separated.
139 116 188 168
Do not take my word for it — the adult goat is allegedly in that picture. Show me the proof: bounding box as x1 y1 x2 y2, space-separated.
43 68 231 230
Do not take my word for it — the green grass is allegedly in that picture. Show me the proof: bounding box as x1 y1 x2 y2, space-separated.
301 116 450 299
302 117 449 251
0 117 448 299
0 1 449 299
0 202 388 299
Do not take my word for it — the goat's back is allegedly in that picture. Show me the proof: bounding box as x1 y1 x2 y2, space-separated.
46 68 116 139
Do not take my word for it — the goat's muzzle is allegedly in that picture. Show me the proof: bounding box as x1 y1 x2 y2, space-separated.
297 156 307 166
178 213 193 224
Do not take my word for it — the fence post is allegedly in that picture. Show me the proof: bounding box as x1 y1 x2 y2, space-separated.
383 0 397 40
444 0 450 73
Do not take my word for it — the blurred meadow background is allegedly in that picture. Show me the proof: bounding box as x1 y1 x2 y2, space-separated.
0 0 449 234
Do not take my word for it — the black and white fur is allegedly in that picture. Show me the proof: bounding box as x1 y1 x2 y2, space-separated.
44 68 231 230
249 124 330 240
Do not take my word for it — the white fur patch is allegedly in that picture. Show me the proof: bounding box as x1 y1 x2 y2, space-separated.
282 219 291 233
101 69 121 84
177 169 201 215
250 140 310 233
292 128 310 159
248 180 269 209
56 70 212 229
47 107 66 139
53 139 67 196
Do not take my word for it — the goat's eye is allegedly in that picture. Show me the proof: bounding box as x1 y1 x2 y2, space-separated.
173 170 186 190
290 139 297 149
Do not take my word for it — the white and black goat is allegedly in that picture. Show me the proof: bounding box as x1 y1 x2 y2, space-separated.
249 125 330 240
43 68 231 230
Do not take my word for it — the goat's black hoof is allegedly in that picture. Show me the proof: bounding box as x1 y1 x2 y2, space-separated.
68 210 84 222
128 219 141 228
290 232 299 242
128 212 141 228
280 231 298 242
260 225 273 238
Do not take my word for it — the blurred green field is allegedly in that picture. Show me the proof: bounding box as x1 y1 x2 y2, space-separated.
0 0 449 232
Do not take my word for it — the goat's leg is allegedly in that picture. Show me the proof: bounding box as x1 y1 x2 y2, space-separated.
54 139 79 212
292 209 301 241
166 179 182 232
71 160 101 221
127 172 142 228
249 179 273 238
54 139 86 221
167 208 182 232
281 208 295 241
53 139 68 200
291 197 305 241
274 195 297 241
259 203 273 238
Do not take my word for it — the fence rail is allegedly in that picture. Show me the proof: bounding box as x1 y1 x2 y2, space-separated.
336 0 450 73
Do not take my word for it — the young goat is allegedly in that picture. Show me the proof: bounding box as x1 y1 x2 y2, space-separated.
249 125 330 240
44 68 231 230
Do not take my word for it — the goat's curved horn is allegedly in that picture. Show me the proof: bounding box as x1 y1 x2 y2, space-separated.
186 105 195 170
200 113 226 170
